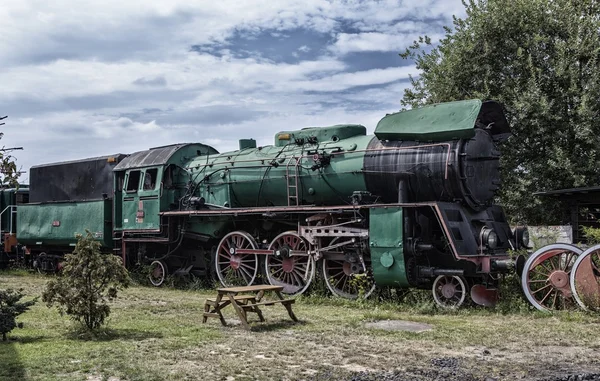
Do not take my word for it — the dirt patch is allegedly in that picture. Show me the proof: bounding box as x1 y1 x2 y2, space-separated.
364 319 433 332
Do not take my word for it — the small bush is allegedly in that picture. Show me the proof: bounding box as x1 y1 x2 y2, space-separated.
42 231 130 330
495 273 533 314
582 226 600 245
0 288 36 341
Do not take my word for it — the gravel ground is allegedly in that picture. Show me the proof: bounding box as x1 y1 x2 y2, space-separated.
310 357 600 381
313 370 600 381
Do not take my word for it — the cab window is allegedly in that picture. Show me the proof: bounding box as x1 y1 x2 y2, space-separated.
143 168 158 191
116 172 125 191
126 170 141 192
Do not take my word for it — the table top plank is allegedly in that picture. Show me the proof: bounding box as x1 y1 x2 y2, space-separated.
217 285 284 293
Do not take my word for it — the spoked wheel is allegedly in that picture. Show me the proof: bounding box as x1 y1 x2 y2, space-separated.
521 243 582 311
264 231 315 296
322 238 376 299
215 231 259 287
149 260 168 287
432 275 467 309
570 244 600 311
35 252 57 274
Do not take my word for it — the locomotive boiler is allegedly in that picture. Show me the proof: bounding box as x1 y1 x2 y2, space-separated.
17 99 526 308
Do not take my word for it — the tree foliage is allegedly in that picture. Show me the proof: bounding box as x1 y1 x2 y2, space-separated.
42 232 130 330
400 0 600 224
0 289 36 341
0 116 21 187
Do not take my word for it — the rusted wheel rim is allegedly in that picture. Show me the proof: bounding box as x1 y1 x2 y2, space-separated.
215 231 258 287
322 238 375 300
432 275 467 309
521 243 582 311
570 244 600 311
149 260 167 287
265 231 314 296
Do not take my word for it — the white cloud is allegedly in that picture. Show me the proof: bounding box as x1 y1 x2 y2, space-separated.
0 0 467 181
331 32 445 54
292 65 417 92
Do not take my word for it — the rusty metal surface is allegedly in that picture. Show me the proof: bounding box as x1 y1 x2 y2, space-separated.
470 284 498 307
521 244 582 311
571 245 600 310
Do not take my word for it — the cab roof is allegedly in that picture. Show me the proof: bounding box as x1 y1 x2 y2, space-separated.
114 143 218 171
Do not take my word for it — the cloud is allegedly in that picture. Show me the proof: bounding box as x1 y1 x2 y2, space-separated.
292 65 417 92
331 32 445 55
0 0 467 182
133 76 168 87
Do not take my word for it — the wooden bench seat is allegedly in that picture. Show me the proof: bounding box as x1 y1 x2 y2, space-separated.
205 295 256 303
240 299 295 309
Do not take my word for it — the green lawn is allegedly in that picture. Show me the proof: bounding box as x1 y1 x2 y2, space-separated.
1 272 599 381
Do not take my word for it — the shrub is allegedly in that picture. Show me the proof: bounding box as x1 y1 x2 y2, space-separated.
0 288 36 341
582 226 600 245
42 231 130 330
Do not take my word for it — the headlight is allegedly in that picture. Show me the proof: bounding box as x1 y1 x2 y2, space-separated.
514 226 530 249
521 229 529 247
481 228 499 249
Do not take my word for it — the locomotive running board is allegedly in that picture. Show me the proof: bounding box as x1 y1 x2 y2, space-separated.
160 202 439 217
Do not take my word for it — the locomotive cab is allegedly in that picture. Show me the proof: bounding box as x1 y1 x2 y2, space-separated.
113 143 218 232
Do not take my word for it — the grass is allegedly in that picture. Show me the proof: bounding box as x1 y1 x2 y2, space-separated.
1 271 600 380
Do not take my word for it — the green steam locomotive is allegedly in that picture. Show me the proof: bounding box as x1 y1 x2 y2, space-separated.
11 99 528 309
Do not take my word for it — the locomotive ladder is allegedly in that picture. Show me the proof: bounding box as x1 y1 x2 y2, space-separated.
285 156 301 206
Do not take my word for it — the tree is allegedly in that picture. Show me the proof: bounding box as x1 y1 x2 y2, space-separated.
42 232 130 330
0 289 36 341
0 116 21 187
400 0 600 224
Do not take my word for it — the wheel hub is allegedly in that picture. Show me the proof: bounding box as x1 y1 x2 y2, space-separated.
230 255 241 270
441 283 457 299
282 257 295 273
343 262 353 276
549 270 568 288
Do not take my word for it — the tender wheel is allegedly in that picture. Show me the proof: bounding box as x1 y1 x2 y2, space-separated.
149 260 167 287
570 244 600 311
432 275 467 309
322 238 375 299
265 232 315 296
35 252 56 274
521 243 582 311
215 231 259 287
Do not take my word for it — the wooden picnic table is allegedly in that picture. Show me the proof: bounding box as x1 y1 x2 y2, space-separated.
202 284 298 330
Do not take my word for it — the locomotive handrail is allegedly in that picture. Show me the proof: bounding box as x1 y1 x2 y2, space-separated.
0 204 17 235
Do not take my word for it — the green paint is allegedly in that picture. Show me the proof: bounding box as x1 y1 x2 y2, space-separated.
187 217 230 238
374 99 482 141
0 188 27 233
183 131 372 209
115 143 216 232
369 207 409 287
380 252 394 268
274 124 366 147
17 200 112 248
120 167 162 230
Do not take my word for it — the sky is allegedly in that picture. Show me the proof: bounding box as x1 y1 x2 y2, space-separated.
0 0 466 182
